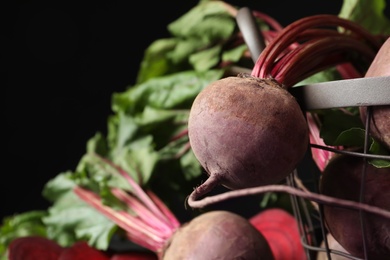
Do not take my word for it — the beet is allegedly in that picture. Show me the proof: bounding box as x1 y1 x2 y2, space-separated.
74 170 274 260
360 105 390 150
188 74 308 193
110 252 158 260
360 36 390 150
250 208 307 260
59 241 110 260
319 153 390 258
162 210 274 260
8 236 64 260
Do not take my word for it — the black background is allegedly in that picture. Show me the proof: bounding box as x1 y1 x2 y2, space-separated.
3 1 346 220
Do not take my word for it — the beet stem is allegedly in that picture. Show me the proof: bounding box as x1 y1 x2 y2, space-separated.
252 10 284 32
250 14 380 87
74 187 165 247
111 188 174 237
146 190 181 229
307 113 339 171
98 155 173 226
73 155 181 253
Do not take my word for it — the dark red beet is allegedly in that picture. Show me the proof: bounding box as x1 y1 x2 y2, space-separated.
360 37 390 150
58 241 110 260
360 105 390 150
162 210 274 259
188 75 308 193
320 153 390 258
110 252 158 260
8 236 64 260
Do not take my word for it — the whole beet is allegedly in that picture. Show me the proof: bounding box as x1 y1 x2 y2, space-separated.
188 74 309 190
8 236 64 260
320 153 390 259
162 210 274 260
59 241 110 260
360 37 390 150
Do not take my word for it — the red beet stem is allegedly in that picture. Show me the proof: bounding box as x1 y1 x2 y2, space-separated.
273 35 376 86
252 10 284 32
73 155 180 253
251 14 381 84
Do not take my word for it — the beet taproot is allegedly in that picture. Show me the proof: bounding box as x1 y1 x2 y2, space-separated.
188 74 309 193
319 153 390 259
162 210 274 260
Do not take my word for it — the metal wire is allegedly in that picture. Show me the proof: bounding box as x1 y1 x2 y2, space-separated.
289 105 390 260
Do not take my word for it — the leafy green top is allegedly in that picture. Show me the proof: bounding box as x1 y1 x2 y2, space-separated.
1 0 390 258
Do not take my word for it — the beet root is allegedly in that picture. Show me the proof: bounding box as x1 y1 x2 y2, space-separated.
188 74 309 191
110 252 158 260
360 36 390 150
250 208 307 260
360 105 390 150
319 153 390 259
162 210 274 260
58 241 110 260
8 236 64 260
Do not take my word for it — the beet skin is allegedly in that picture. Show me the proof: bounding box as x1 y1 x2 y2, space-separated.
162 210 274 260
320 153 390 259
188 75 309 190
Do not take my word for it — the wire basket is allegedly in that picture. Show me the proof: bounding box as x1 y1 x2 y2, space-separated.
234 7 390 259
288 103 390 260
